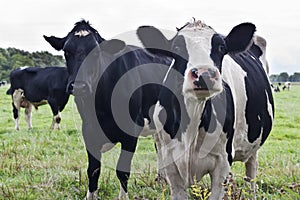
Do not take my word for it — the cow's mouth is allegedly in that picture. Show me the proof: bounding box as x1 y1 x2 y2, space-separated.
67 81 91 96
193 87 209 91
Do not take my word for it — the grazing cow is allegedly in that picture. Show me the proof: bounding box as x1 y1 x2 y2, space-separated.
6 66 70 130
0 80 7 86
283 81 291 91
44 20 172 199
137 20 274 199
271 83 280 92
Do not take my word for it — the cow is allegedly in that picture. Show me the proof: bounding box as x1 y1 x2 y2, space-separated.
44 20 172 199
6 66 70 130
137 20 274 199
282 81 291 91
0 80 7 86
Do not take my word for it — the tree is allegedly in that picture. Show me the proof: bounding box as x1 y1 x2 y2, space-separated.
0 47 65 81
289 72 300 82
277 72 289 82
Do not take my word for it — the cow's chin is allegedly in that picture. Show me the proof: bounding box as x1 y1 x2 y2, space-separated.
72 81 93 97
185 87 222 100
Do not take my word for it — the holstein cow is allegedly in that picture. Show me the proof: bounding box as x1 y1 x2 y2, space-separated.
44 20 172 199
6 66 70 130
283 81 291 91
137 20 274 199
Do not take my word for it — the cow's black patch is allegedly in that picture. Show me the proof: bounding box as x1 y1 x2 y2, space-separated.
199 81 235 164
229 50 274 145
210 34 227 72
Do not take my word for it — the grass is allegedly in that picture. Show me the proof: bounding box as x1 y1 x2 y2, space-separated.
0 83 299 199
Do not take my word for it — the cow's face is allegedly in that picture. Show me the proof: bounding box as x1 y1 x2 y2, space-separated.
44 20 125 95
137 21 256 101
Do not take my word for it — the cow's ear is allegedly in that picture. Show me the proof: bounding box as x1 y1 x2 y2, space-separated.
100 39 126 54
225 23 256 53
137 26 172 56
43 35 67 51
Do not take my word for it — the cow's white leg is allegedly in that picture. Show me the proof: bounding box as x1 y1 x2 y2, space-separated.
85 190 98 200
164 164 187 200
51 113 61 130
25 103 33 129
245 152 258 199
14 118 19 131
118 182 129 200
209 160 229 200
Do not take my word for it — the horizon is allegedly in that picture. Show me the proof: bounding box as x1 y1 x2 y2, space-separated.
0 0 299 75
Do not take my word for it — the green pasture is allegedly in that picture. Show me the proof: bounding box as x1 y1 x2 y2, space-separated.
0 84 299 199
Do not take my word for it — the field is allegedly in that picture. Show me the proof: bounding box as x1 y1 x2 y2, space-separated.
0 84 299 200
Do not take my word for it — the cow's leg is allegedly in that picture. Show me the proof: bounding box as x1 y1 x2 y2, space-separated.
245 152 258 198
48 101 60 130
209 159 229 200
165 165 187 200
25 103 33 129
85 150 101 200
116 139 138 200
12 102 20 131
53 112 61 130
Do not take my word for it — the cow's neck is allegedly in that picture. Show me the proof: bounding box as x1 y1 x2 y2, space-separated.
182 97 207 155
184 97 207 121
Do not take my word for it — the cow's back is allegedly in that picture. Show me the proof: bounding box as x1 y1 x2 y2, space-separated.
8 67 68 103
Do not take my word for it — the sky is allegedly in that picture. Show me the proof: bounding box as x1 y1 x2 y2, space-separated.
0 0 299 75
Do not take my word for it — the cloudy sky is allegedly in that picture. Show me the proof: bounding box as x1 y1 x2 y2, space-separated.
0 0 299 75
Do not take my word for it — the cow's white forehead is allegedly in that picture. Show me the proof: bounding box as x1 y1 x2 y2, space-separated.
178 21 216 67
74 30 90 37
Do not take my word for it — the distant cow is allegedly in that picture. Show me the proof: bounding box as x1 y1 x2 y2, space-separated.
283 81 291 91
44 20 172 199
6 66 70 130
0 80 7 86
137 20 274 199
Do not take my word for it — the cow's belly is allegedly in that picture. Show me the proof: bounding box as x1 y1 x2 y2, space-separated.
31 100 48 108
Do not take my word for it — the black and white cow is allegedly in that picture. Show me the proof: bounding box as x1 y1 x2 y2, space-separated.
6 66 70 130
137 20 274 199
44 20 172 199
283 81 291 91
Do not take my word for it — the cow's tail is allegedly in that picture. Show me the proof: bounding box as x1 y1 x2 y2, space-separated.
6 87 12 95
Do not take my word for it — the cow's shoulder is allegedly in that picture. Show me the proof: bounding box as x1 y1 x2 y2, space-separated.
156 85 190 140
23 67 43 73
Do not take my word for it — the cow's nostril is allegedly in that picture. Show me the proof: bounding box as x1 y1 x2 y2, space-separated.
208 68 216 78
191 68 199 79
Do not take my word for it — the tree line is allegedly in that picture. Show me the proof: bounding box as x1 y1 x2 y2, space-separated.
0 47 65 81
0 47 299 83
269 72 300 83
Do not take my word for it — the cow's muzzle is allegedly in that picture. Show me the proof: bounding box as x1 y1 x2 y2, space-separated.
66 81 90 96
188 67 222 98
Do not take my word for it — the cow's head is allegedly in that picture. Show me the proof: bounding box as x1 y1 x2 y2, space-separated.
44 20 125 95
137 20 256 101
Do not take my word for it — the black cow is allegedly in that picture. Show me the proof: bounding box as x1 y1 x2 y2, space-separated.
44 20 172 199
137 20 274 199
6 66 70 130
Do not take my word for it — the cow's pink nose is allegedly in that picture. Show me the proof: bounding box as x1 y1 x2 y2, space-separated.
190 68 219 90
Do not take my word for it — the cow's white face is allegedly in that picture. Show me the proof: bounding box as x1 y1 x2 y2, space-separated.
177 27 223 100
137 21 256 102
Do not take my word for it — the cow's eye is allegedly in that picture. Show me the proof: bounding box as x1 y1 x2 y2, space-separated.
218 45 226 54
